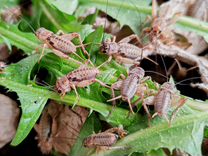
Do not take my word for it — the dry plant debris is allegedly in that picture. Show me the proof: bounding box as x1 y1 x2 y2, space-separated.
35 101 89 155
0 94 19 148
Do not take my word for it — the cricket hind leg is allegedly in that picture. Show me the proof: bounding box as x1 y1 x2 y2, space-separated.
60 33 94 65
52 49 83 65
169 98 187 127
118 34 142 47
127 98 135 115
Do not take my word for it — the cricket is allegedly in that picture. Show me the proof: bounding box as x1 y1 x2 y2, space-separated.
0 0 206 155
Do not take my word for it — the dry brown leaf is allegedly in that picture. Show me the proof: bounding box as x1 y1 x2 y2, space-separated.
0 44 10 61
0 6 22 24
0 94 20 148
144 40 208 94
93 17 120 35
159 0 208 55
34 101 89 155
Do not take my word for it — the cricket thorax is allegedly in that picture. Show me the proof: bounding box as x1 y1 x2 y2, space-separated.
129 67 145 80
118 43 142 59
36 27 53 41
121 76 139 100
155 89 172 117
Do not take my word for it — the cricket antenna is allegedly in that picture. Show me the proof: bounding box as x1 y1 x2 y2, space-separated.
175 77 202 86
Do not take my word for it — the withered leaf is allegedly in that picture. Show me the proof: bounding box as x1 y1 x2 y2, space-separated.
159 0 208 54
0 94 20 148
35 101 89 155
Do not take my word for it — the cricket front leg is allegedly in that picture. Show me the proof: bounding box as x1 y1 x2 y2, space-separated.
143 96 155 126
71 84 80 108
127 98 134 115
169 98 187 127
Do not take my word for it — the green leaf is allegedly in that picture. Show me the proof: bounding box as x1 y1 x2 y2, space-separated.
0 0 19 10
131 149 166 156
175 16 208 43
78 0 151 34
0 22 39 54
2 54 40 83
47 0 78 15
91 100 208 156
0 54 49 145
37 0 93 35
11 91 48 145
0 53 138 145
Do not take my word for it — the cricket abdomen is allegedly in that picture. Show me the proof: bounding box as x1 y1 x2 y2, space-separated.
154 90 172 117
47 35 76 53
118 43 142 59
121 76 138 100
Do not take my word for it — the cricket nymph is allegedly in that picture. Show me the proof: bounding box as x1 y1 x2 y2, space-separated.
83 132 118 148
83 127 127 149
108 66 145 113
55 66 103 97
100 35 154 65
36 27 77 54
121 67 145 101
154 82 175 118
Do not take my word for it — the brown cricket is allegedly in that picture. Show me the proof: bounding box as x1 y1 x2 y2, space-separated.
108 66 146 113
55 63 111 105
36 27 91 64
141 82 186 126
101 35 156 66
83 127 127 150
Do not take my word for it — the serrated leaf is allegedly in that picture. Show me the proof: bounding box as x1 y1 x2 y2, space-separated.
92 100 208 156
0 54 49 145
176 16 208 43
37 0 93 35
78 0 151 34
0 22 39 54
11 92 48 145
47 0 78 15
3 54 40 83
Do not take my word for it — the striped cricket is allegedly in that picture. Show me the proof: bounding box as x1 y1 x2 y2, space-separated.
83 127 127 151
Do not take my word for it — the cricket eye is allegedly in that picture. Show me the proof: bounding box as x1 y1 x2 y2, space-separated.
115 134 119 139
57 89 62 94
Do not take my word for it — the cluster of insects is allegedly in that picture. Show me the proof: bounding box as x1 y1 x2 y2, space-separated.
0 0 192 154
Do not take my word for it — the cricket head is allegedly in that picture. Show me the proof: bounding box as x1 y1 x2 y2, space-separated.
101 39 118 55
55 76 71 96
129 66 145 80
36 27 53 41
161 82 175 91
83 136 94 148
